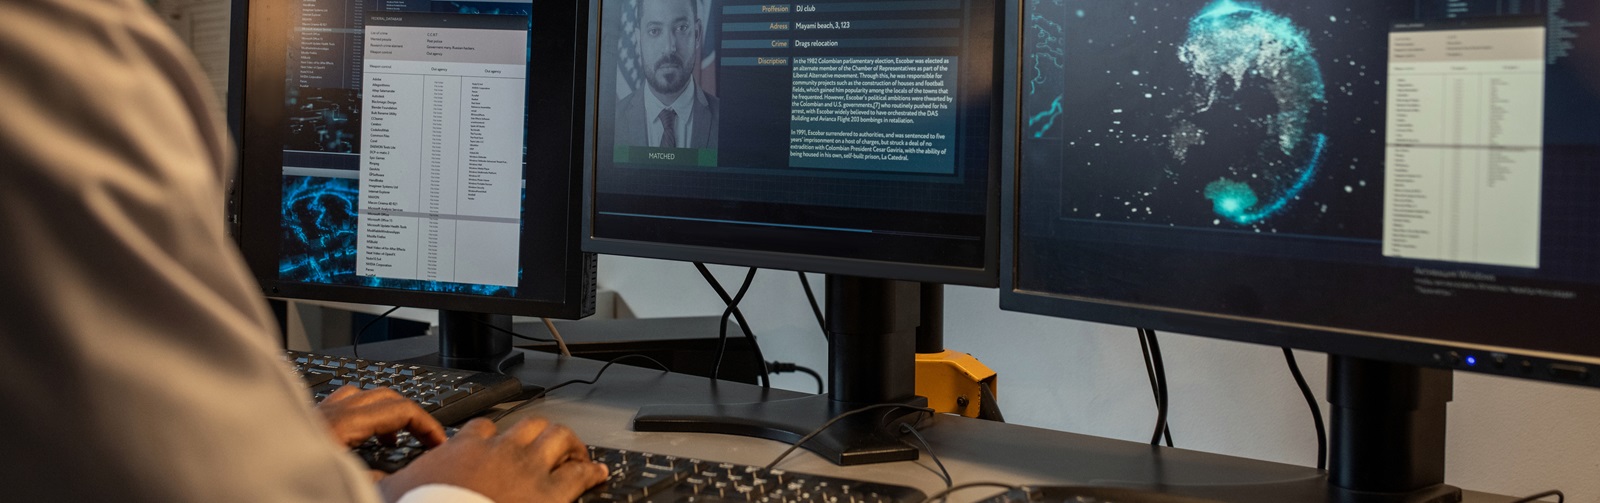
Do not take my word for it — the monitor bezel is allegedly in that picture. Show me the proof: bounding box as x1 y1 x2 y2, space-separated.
229 0 596 319
995 0 1600 388
578 0 1004 288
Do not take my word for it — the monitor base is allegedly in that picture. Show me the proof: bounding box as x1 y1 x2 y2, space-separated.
396 349 526 374
634 393 929 466
1328 483 1461 503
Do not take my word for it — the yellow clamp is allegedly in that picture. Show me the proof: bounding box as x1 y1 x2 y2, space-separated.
914 350 998 418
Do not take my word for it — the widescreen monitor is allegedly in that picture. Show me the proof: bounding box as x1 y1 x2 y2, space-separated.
1005 0 1600 387
1002 1 1599 496
229 0 596 367
578 0 1003 465
582 0 1001 287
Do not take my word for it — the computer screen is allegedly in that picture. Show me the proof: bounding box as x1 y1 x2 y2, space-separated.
1004 0 1600 385
230 0 595 319
582 0 1000 286
577 0 1002 465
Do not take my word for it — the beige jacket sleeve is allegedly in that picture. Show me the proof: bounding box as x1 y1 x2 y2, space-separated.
0 0 382 500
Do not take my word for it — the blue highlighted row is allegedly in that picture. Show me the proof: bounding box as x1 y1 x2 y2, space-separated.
722 0 959 15
722 37 959 49
723 18 959 32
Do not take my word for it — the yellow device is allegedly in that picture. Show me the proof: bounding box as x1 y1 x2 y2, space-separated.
915 349 998 418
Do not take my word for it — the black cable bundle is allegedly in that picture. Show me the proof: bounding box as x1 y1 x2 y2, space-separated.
1282 347 1327 471
1137 328 1173 447
693 262 771 388
766 361 824 394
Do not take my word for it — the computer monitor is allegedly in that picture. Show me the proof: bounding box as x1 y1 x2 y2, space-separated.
581 0 1001 464
229 0 596 371
1004 0 1599 499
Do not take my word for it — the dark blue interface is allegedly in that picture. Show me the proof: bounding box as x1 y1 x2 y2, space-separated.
280 0 539 296
589 0 997 270
1017 0 1600 355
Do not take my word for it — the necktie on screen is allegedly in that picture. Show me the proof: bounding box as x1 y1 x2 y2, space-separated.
658 108 678 148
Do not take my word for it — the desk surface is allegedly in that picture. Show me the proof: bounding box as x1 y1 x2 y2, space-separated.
338 336 1517 503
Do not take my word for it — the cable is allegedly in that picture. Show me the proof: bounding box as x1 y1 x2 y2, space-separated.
767 361 824 394
918 482 1025 503
491 354 671 421
1137 328 1172 447
797 271 829 342
468 318 561 374
1282 347 1327 471
712 268 758 383
1136 329 1163 442
1508 490 1564 503
794 365 824 395
471 317 556 344
899 423 952 489
694 263 771 388
351 306 401 359
541 318 571 357
697 264 771 386
763 403 935 470
1143 328 1172 447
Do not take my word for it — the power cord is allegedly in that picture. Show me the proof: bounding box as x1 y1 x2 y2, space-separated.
797 271 829 342
918 482 1026 503
490 354 671 421
1508 490 1564 503
763 403 935 470
470 317 557 344
1137 328 1173 447
541 318 571 357
467 317 562 374
1282 347 1327 471
351 306 401 359
693 263 772 388
471 317 571 357
766 361 825 394
899 423 952 489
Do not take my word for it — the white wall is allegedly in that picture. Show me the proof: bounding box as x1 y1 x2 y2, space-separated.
599 255 1600 501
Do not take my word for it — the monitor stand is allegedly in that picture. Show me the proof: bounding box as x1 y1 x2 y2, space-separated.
397 310 526 373
1325 356 1461 503
633 275 929 466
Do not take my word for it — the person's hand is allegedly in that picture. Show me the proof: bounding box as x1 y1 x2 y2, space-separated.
316 385 448 449
378 417 610 503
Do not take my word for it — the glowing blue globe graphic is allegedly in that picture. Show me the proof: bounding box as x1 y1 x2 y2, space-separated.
1170 0 1327 225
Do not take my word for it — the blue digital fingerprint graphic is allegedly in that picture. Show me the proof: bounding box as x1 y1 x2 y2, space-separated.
280 176 360 283
278 176 518 296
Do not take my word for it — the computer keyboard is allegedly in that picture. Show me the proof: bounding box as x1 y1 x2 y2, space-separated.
353 429 447 473
290 349 924 503
286 349 523 426
354 430 926 503
579 445 926 503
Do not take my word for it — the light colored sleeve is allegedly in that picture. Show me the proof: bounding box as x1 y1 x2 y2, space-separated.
397 484 497 503
0 0 381 501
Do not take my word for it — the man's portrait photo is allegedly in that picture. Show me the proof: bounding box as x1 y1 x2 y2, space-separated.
615 0 719 149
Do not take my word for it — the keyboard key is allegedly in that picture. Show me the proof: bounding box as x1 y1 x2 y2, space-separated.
612 464 686 495
431 389 467 405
